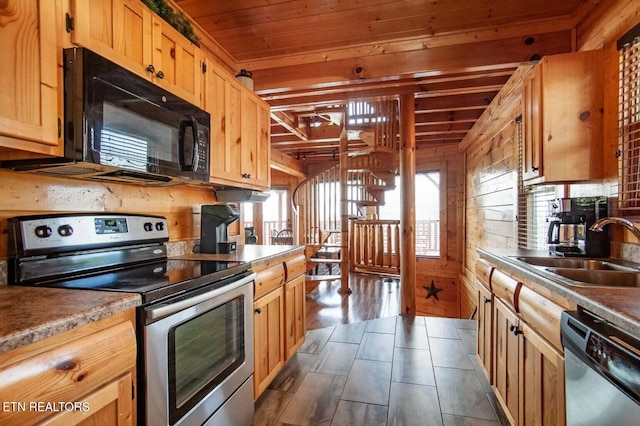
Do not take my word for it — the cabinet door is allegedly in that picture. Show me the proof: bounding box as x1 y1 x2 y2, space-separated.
151 16 202 106
522 66 542 182
256 101 272 188
205 62 244 184
254 287 284 399
476 284 493 383
284 275 306 360
241 90 259 183
44 373 134 426
71 0 152 79
493 298 520 426
542 50 603 182
0 0 60 154
520 322 566 426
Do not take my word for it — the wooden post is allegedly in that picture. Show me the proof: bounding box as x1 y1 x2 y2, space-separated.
399 93 416 316
338 128 352 294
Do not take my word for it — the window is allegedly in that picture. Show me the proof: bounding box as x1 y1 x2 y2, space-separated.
618 27 640 213
243 188 290 244
379 172 441 257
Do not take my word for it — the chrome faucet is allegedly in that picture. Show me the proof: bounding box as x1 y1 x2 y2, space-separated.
590 217 640 240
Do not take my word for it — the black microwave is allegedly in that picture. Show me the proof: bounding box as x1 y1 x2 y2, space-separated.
2 48 210 185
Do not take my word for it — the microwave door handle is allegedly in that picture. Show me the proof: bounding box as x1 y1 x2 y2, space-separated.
178 116 198 171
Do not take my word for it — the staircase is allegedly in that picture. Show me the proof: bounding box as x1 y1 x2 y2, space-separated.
293 99 400 283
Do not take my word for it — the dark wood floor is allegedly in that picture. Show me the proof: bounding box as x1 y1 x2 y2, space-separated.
305 273 401 330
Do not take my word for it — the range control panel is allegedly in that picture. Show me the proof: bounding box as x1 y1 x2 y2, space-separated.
11 214 169 255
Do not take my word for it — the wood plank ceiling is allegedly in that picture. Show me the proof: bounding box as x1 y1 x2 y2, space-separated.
175 0 597 165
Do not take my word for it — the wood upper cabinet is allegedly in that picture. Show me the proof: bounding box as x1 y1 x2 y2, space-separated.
0 0 61 155
522 66 542 182
70 0 202 106
0 310 136 425
522 50 604 184
241 91 271 189
150 15 202 106
204 59 271 190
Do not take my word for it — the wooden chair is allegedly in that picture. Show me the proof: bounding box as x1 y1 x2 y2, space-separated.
275 229 293 245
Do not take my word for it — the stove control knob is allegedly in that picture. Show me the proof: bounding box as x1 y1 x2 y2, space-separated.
57 224 74 237
155 222 165 231
144 222 154 232
35 225 52 238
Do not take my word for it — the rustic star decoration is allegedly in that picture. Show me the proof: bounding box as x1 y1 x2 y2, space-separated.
423 280 443 301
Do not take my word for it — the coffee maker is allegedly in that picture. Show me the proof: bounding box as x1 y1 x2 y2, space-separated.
200 204 240 254
547 197 610 257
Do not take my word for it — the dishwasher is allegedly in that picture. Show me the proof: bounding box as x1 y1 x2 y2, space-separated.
561 310 640 425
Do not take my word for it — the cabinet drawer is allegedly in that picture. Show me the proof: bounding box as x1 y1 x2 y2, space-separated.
284 254 306 281
0 321 136 425
517 285 565 350
476 259 494 291
254 263 285 299
491 269 521 310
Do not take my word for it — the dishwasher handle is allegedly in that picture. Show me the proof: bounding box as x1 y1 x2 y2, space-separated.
560 311 590 354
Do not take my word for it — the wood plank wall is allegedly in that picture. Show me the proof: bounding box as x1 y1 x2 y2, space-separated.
459 0 640 318
415 144 464 318
0 169 218 259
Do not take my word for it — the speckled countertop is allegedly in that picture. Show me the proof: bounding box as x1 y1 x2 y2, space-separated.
0 287 140 354
176 244 305 267
478 248 640 337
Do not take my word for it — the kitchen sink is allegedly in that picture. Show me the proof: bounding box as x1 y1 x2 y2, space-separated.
515 257 639 271
546 268 640 287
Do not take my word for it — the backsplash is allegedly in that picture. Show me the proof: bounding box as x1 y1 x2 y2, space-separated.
612 241 640 263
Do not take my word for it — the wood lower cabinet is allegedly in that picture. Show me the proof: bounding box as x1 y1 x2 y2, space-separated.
477 259 567 426
520 322 566 426
284 274 306 359
477 283 493 382
253 285 284 398
0 310 136 426
252 250 306 399
0 0 61 156
493 297 520 426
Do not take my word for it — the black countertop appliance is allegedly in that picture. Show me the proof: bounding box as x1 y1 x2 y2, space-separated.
547 197 610 257
201 204 240 254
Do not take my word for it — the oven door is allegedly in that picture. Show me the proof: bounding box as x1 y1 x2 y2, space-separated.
144 272 255 426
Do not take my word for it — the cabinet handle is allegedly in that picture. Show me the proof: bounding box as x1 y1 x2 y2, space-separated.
146 64 155 73
242 173 251 179
255 308 262 314
509 324 522 336
531 166 539 172
156 71 165 80
484 297 491 304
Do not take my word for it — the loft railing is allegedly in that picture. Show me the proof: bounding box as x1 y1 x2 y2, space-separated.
350 219 400 274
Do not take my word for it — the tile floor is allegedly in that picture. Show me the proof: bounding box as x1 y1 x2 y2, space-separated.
254 315 509 426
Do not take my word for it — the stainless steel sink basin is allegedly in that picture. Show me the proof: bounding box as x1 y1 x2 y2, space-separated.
516 257 639 271
546 268 640 287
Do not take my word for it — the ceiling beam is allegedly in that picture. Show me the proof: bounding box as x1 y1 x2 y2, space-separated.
238 16 575 71
270 111 308 141
251 30 572 91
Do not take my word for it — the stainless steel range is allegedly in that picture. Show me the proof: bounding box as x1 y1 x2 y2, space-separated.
8 213 255 426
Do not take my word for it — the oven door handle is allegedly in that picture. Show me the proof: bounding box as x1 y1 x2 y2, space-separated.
146 272 256 320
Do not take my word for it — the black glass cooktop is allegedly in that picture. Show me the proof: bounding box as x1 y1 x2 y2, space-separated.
36 259 250 304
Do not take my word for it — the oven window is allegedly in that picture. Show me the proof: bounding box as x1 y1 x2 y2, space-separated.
168 295 245 422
